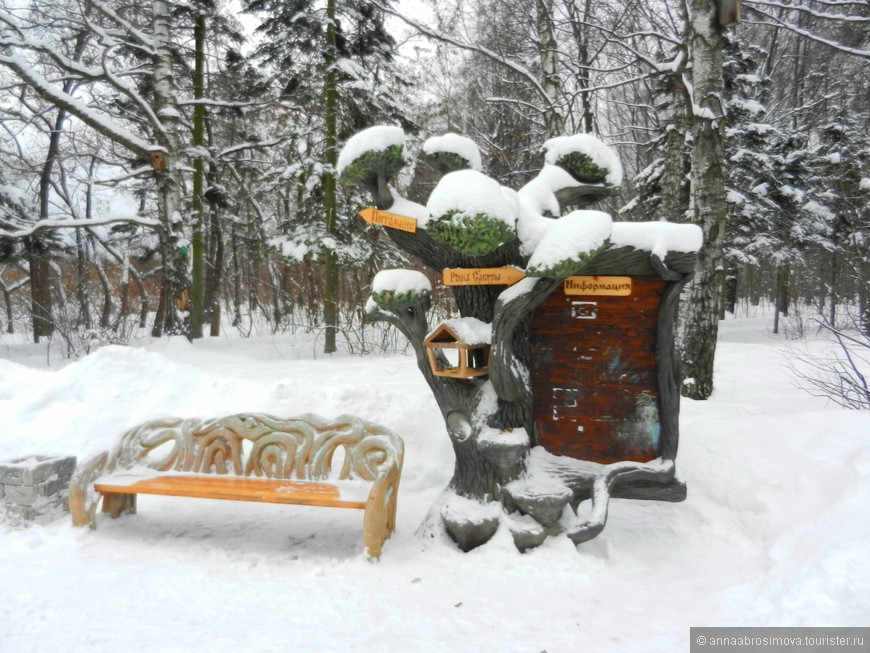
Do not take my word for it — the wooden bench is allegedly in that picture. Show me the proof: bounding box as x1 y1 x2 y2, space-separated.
69 413 404 559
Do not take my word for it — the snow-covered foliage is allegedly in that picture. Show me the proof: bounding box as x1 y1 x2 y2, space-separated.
369 269 432 311
0 173 32 235
525 211 612 277
543 134 623 186
425 170 518 255
337 125 406 178
372 269 432 295
425 170 517 228
423 133 482 172
0 171 33 259
721 32 782 269
342 127 706 270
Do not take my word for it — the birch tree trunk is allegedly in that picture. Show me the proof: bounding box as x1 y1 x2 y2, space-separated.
152 0 191 337
680 0 728 400
536 0 564 138
661 42 692 224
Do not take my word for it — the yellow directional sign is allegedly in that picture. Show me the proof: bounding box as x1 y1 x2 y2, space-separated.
443 267 527 287
564 276 632 296
358 207 418 234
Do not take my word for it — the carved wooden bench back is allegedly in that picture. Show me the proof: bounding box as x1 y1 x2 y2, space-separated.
104 413 403 482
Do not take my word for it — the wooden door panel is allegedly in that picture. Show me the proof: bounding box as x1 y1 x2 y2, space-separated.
531 276 666 463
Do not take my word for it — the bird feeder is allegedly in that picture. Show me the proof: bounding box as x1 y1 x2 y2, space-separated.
424 319 491 380
150 151 167 171
718 0 741 27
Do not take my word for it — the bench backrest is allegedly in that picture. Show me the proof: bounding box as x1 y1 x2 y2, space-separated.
104 413 404 482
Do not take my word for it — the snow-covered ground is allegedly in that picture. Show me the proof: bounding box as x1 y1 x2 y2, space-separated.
1 316 868 652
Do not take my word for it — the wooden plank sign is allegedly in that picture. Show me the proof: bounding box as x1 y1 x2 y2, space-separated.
443 267 526 287
358 207 418 233
564 276 632 296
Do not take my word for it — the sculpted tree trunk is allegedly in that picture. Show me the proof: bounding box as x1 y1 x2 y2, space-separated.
337 126 701 552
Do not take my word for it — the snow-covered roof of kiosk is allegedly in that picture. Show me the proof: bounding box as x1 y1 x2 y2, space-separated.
337 125 405 177
524 213 702 266
422 133 482 171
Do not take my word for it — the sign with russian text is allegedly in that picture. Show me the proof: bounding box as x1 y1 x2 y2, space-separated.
563 276 632 296
443 267 526 287
358 207 418 233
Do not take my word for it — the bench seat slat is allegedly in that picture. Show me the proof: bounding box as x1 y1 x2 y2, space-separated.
94 475 368 510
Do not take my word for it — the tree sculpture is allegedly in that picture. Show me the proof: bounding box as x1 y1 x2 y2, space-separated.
339 126 702 552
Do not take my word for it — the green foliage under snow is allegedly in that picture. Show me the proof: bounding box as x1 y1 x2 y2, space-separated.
370 288 431 311
525 242 611 278
426 212 516 256
554 151 610 184
425 151 473 175
339 145 405 188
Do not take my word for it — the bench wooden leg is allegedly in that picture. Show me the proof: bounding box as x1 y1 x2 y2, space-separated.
363 510 387 560
363 464 401 559
101 492 137 518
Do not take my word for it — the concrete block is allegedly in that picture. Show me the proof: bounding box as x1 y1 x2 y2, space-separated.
41 476 73 498
1 501 66 527
0 455 76 526
0 455 77 486
5 483 41 506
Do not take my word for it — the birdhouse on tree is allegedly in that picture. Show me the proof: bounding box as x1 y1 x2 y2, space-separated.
424 318 491 379
150 151 167 171
718 0 741 26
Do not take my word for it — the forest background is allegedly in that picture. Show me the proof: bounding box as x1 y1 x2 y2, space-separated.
1 0 868 403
